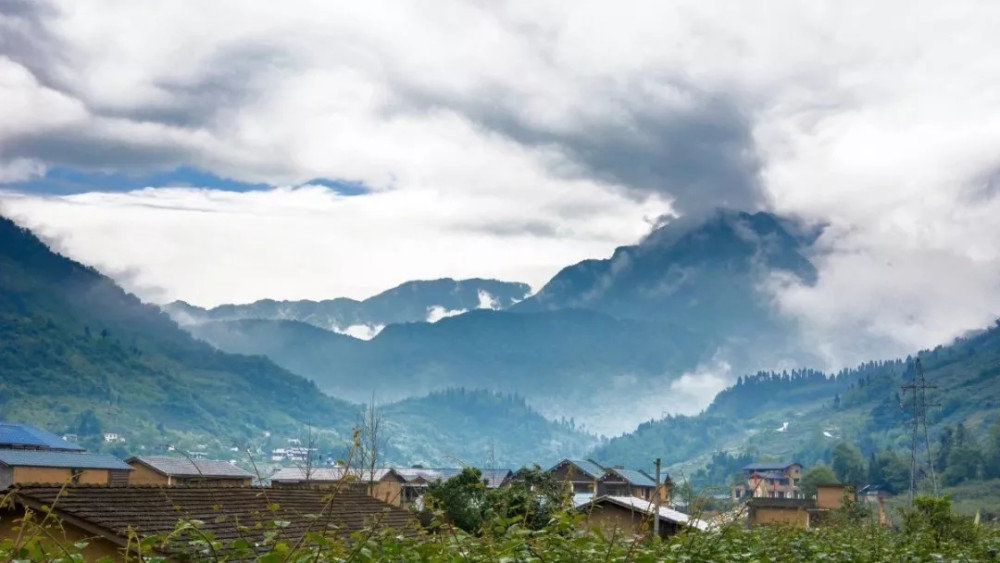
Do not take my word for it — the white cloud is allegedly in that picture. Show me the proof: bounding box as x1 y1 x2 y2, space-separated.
333 324 384 341
425 306 466 324
1 0 1000 367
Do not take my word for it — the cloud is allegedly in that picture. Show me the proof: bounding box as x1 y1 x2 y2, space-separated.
426 306 466 324
333 324 384 341
2 0 1000 370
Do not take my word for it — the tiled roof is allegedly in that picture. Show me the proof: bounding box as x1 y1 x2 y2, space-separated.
128 456 252 479
480 469 513 488
0 450 131 471
549 459 605 479
0 422 85 451
581 495 708 531
13 485 418 555
393 467 463 483
743 462 799 471
608 468 657 488
270 466 400 482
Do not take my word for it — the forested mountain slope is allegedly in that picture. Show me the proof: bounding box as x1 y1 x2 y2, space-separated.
0 215 359 448
591 322 1000 480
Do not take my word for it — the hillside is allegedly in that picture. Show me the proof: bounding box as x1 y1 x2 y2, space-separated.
0 215 361 450
185 309 706 427
165 278 531 338
591 322 1000 481
515 210 820 371
380 389 598 468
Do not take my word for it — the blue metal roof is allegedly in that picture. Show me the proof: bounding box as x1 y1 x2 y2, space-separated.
0 450 131 471
0 423 85 451
611 468 657 487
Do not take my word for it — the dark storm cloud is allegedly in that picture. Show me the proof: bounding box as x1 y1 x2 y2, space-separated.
386 75 764 219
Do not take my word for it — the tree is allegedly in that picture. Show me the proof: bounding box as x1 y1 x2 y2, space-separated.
426 467 489 533
831 442 867 486
986 418 1000 479
356 394 386 494
487 465 569 531
799 464 838 499
943 422 983 485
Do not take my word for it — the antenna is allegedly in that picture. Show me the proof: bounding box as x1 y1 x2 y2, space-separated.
901 358 938 504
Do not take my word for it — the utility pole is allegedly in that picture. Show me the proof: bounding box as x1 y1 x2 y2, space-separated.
653 457 662 538
902 358 938 505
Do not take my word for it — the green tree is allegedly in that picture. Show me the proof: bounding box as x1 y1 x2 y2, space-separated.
425 467 489 533
799 464 838 499
487 465 568 531
943 422 983 485
985 418 1000 479
831 442 867 486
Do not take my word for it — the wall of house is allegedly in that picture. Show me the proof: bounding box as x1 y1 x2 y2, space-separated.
549 465 597 494
0 505 125 561
11 467 109 485
127 463 170 485
371 480 403 506
750 507 809 527
816 486 847 510
581 504 681 539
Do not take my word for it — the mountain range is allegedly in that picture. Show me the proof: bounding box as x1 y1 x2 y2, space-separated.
0 215 591 466
174 210 821 432
165 278 531 339
6 206 997 479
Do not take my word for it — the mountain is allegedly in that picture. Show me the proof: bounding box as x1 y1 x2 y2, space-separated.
590 321 1000 484
380 389 598 468
0 215 359 450
179 210 824 433
184 309 705 426
515 210 820 370
164 278 531 339
0 215 597 466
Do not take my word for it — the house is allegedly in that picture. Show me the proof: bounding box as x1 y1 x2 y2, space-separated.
578 495 708 539
102 433 125 444
597 467 670 502
0 450 132 488
547 459 606 503
731 462 803 499
126 456 254 486
270 467 408 506
746 483 852 528
0 422 86 451
0 485 419 560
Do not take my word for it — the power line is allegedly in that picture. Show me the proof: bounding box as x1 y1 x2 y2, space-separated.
901 358 938 504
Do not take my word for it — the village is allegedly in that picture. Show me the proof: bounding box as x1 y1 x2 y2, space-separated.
0 421 890 559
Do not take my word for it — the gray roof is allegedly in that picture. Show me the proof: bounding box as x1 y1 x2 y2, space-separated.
610 468 657 488
0 450 131 471
582 495 708 531
480 469 513 488
0 422 85 451
270 467 399 482
129 456 252 479
550 459 605 479
743 462 800 472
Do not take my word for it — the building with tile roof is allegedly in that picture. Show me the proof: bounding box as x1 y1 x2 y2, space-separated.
578 495 708 539
0 450 132 489
547 459 607 500
126 456 253 487
0 422 85 451
732 461 804 500
271 466 408 506
598 467 671 502
1 485 419 560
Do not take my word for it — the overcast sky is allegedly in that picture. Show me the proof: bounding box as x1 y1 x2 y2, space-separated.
3 0 1000 370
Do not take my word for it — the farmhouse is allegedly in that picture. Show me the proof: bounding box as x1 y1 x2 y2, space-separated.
126 456 253 486
0 485 418 561
578 495 708 539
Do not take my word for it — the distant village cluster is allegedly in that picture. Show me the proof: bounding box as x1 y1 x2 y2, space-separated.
1 421 885 558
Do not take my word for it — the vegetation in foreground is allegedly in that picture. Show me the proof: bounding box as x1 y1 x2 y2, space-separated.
3 482 999 563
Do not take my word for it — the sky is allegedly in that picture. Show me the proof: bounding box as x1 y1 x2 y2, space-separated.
3 0 1000 374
